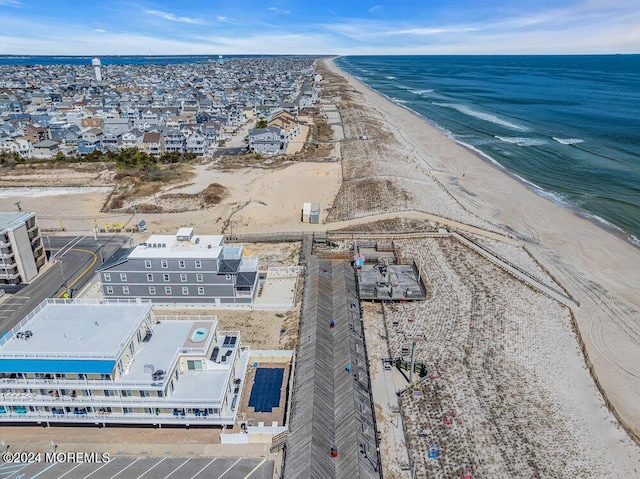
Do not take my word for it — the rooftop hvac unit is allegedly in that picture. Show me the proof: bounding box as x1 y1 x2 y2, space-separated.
195 238 200 244
162 243 166 247
208 244 212 249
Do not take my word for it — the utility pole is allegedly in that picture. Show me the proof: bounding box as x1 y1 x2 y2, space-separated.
14 201 21 212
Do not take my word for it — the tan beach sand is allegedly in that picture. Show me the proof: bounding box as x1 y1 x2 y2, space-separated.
324 58 640 438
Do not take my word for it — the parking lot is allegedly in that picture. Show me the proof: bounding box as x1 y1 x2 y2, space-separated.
0 456 273 479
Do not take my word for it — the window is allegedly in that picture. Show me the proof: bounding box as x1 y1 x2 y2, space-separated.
157 391 164 397
165 287 172 295
195 260 202 269
163 274 170 282
121 390 132 397
100 374 111 380
196 273 203 282
104 390 116 397
104 273 111 281
187 360 203 371
198 287 205 295
140 390 150 397
179 260 185 268
180 274 187 282
147 274 153 281
144 408 153 414
120 273 127 281
123 407 133 414
122 286 129 295
106 286 114 294
161 260 168 269
144 260 152 269
149 286 156 295
182 287 189 295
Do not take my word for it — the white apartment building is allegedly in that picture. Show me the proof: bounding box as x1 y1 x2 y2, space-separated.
0 212 46 285
0 299 248 425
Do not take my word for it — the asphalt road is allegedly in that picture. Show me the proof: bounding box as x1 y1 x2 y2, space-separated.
0 234 129 334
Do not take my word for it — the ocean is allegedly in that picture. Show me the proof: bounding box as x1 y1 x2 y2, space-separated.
336 55 640 246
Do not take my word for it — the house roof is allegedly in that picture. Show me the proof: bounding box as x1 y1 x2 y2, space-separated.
33 139 59 148
142 132 161 143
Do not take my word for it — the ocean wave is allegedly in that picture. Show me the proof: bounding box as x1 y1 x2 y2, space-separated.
495 136 547 147
386 75 396 79
408 89 434 95
553 137 584 145
433 102 527 131
391 97 409 104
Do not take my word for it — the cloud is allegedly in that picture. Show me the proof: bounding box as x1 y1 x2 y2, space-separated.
267 7 291 15
369 5 383 15
94 29 107 33
145 9 207 25
0 0 21 6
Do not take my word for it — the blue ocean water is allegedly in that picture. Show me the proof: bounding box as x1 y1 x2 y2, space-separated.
336 55 640 246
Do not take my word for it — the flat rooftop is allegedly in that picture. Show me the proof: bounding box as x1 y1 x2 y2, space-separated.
128 234 225 259
0 299 152 359
0 211 35 233
357 263 426 301
121 319 217 382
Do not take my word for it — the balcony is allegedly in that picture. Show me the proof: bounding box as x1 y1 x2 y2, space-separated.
0 409 235 425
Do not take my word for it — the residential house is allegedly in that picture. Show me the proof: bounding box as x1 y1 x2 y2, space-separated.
162 129 185 153
32 139 60 159
120 130 144 149
185 131 207 155
248 126 286 156
141 132 163 156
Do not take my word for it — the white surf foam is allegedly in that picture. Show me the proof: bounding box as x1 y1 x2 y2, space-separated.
391 97 409 104
495 136 547 147
408 89 434 96
386 75 396 80
553 137 584 145
433 102 527 131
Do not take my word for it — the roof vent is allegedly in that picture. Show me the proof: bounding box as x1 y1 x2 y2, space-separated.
195 238 200 244
162 243 166 248
208 244 212 249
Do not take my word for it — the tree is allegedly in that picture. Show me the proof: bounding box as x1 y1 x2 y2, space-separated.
256 119 268 129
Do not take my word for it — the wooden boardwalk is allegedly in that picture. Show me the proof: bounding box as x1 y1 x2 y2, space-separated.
284 257 381 479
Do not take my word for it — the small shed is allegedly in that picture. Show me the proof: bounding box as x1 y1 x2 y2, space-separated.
310 203 320 224
301 202 311 223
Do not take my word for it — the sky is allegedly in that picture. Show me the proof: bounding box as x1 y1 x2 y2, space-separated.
0 0 638 55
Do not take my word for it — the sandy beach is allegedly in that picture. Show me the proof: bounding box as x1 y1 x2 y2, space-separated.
2 55 640 474
322 58 640 437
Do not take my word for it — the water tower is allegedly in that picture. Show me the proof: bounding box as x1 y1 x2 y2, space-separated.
92 58 102 82
218 55 223 65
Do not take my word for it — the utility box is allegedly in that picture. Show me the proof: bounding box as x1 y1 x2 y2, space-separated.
310 203 320 224
301 202 311 222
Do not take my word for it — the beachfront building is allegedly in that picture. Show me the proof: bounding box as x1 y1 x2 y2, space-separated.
97 228 259 306
0 212 46 285
248 126 287 155
0 299 247 425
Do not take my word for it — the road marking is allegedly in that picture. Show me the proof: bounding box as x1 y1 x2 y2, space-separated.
217 458 242 478
164 458 191 478
58 462 84 478
110 458 140 478
57 248 98 299
244 458 268 478
136 457 165 478
83 459 111 478
29 462 60 478
189 458 217 478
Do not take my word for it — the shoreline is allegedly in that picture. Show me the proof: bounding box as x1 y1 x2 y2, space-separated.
325 56 640 436
333 56 640 249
